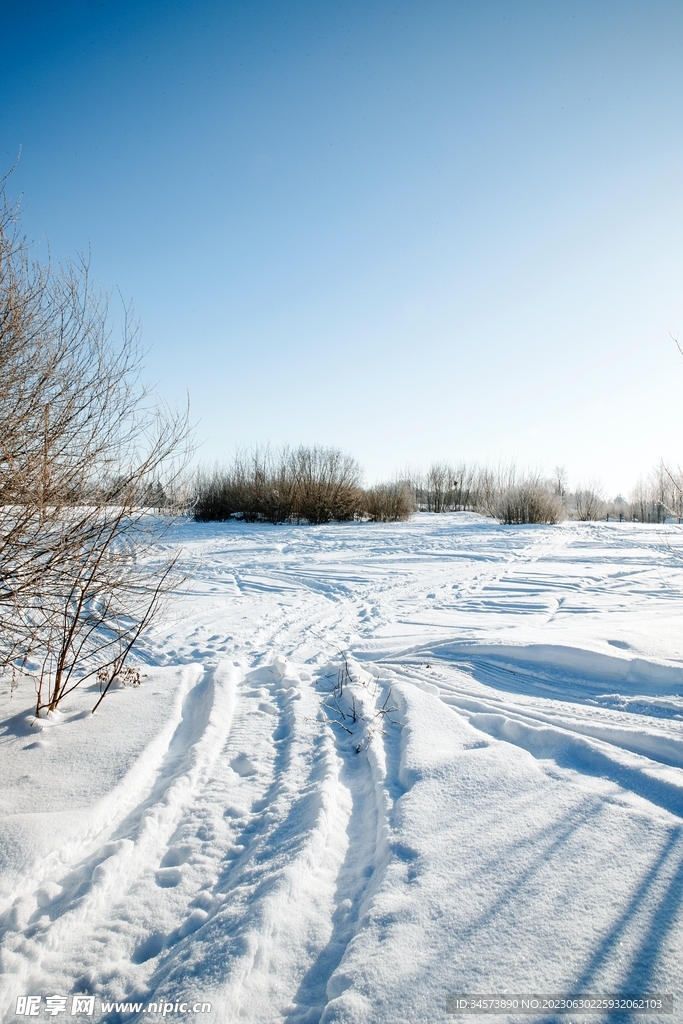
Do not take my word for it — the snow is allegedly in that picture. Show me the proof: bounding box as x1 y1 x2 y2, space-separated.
1 514 682 1022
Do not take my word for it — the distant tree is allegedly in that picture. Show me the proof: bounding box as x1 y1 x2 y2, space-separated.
494 476 563 524
554 466 567 498
363 481 414 521
573 484 605 521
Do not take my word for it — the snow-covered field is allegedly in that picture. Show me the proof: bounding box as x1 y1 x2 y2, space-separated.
1 515 682 1023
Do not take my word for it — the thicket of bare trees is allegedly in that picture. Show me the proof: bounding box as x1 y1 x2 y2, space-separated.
410 463 484 514
363 481 415 522
195 449 419 524
0 179 190 715
409 462 683 523
195 446 366 524
408 463 563 522
626 464 683 523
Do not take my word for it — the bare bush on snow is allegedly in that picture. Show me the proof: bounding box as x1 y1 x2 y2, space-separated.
0 176 191 714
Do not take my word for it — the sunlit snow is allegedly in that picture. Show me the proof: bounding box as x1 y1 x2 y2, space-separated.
1 515 682 1022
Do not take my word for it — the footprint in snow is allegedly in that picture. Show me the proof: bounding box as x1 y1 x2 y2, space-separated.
132 931 165 964
155 867 182 888
178 909 208 937
258 701 279 715
189 890 213 910
160 845 192 867
230 753 257 776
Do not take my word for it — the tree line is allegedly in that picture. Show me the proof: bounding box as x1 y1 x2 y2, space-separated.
194 457 683 525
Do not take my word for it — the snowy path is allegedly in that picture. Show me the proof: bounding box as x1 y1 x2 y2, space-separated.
1 516 682 1023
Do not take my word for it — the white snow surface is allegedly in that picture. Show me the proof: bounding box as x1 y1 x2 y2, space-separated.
1 514 683 1023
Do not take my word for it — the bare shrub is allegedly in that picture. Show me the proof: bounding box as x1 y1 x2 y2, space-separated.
495 477 563 524
289 445 363 524
0 176 190 714
474 466 500 517
29 505 182 715
424 463 452 513
363 481 414 521
451 463 487 512
572 483 605 521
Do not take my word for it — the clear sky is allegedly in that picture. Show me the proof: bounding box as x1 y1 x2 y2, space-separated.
3 0 683 496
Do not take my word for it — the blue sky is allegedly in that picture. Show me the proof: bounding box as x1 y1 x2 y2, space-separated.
4 0 683 495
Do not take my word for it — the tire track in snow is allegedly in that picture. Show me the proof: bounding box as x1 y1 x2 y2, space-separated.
0 663 238 1016
107 656 351 1024
125 658 402 1024
285 664 402 1024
